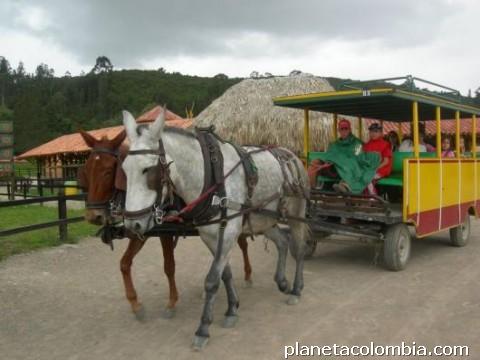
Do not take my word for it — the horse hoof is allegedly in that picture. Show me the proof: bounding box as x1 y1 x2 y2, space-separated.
192 335 209 351
133 305 146 321
287 295 300 306
278 279 291 294
161 307 176 319
222 315 238 328
244 279 253 288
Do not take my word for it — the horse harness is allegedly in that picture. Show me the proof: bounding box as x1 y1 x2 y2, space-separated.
122 126 308 232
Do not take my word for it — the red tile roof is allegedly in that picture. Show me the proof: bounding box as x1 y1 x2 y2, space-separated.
365 118 479 136
17 106 192 159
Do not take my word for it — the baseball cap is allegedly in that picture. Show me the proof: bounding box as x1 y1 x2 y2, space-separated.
368 123 383 131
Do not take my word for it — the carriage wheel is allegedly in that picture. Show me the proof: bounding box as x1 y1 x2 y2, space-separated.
383 223 411 271
449 215 470 247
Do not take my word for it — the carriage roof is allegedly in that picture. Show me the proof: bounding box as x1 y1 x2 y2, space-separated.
273 80 480 122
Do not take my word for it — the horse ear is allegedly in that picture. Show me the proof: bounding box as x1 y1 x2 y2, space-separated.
122 111 138 142
150 106 166 139
80 130 97 148
111 129 126 149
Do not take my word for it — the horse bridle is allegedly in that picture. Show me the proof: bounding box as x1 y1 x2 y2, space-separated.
81 147 123 216
123 139 175 224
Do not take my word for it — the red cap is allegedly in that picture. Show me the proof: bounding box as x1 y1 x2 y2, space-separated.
338 119 351 129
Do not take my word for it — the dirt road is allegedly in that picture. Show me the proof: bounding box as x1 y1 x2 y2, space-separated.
1 224 479 359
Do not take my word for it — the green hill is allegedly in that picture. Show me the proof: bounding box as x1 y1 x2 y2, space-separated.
0 57 241 154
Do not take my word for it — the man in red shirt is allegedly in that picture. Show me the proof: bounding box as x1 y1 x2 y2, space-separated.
363 123 392 195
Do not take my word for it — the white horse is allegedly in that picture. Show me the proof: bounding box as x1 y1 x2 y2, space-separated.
121 109 310 349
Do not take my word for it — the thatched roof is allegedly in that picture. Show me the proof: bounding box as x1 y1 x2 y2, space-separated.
195 74 354 154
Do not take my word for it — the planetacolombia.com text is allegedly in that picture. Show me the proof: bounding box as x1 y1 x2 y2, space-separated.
284 341 469 358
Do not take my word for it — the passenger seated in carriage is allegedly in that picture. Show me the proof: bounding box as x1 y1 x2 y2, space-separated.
363 123 392 195
398 123 434 152
308 118 362 187
441 136 455 158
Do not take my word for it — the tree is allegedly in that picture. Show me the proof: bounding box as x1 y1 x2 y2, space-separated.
0 56 12 106
91 56 113 74
214 73 228 80
15 62 26 78
35 63 54 79
250 71 259 78
0 56 11 74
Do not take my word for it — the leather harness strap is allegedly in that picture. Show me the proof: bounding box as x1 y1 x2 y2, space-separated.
123 139 175 221
122 127 308 230
180 127 226 223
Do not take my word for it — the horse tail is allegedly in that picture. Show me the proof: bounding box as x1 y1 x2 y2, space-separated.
287 197 311 258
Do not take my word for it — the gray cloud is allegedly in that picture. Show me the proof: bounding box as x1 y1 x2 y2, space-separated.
1 0 457 68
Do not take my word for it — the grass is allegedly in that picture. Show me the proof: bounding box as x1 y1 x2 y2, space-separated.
0 204 97 261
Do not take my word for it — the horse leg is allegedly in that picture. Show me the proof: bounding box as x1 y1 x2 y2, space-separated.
237 234 253 287
264 226 291 294
159 235 178 319
286 219 309 305
220 262 240 328
120 237 146 320
193 223 240 350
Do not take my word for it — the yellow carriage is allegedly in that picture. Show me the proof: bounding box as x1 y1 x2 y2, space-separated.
274 76 480 270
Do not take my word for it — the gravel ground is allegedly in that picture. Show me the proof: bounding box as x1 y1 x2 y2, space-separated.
1 224 479 359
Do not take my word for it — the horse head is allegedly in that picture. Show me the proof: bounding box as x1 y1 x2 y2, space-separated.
122 107 174 234
79 129 126 225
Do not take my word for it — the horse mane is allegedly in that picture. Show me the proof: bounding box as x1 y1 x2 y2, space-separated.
164 126 196 139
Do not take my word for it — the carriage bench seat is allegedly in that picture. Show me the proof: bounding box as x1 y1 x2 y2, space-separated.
309 151 437 188
377 151 436 187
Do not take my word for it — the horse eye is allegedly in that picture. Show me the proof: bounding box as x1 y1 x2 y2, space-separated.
142 168 149 174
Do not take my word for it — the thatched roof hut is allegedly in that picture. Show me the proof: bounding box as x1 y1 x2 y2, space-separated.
195 74 352 154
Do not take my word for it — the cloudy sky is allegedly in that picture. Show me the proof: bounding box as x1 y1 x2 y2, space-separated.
1 0 479 93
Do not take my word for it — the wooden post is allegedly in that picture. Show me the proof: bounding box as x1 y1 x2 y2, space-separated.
358 116 363 141
303 108 310 164
436 106 442 158
412 101 420 158
473 115 477 158
37 160 44 204
333 113 338 140
58 188 68 242
455 111 461 158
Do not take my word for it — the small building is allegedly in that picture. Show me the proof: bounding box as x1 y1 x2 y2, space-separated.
16 106 193 179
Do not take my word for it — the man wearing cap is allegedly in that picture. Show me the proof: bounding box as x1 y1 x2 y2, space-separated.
363 123 392 195
308 119 362 187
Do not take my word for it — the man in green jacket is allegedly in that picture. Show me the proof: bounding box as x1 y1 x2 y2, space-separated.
308 118 363 187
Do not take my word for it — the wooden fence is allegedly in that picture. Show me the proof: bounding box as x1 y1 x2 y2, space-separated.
0 191 86 242
0 177 81 200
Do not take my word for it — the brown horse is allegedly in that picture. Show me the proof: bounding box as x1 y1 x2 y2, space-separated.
78 129 253 319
